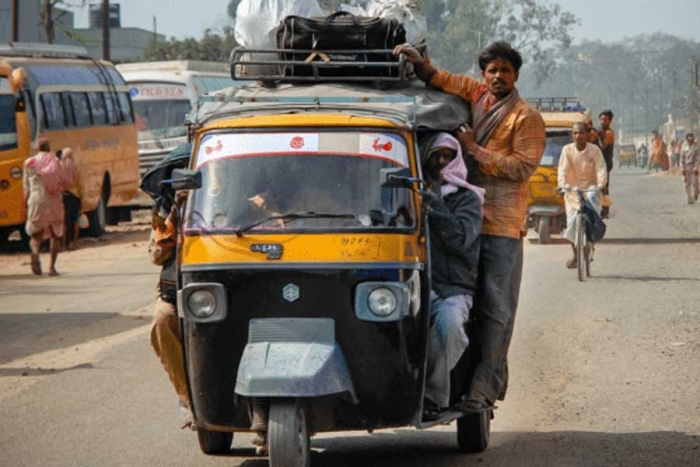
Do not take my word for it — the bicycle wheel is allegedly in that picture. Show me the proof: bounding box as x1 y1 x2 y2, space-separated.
576 212 585 282
585 242 592 277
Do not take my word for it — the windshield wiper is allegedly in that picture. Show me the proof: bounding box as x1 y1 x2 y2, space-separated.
234 211 357 237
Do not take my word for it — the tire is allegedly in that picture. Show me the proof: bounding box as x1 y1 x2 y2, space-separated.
268 399 310 467
197 428 233 455
576 212 585 282
537 217 550 244
87 194 107 237
457 411 491 453
585 244 592 278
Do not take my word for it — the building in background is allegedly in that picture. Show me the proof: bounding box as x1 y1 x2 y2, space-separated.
0 0 164 62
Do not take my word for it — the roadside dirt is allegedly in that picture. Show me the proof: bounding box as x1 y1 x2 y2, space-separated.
0 209 152 276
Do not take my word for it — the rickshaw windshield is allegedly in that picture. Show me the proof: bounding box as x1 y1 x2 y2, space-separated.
184 131 416 234
539 131 571 167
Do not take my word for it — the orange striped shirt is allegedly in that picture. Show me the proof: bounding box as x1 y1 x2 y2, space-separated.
423 60 546 238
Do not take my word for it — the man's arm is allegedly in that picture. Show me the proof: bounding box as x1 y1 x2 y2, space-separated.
466 111 546 182
601 129 615 149
593 146 608 188
418 58 482 102
557 146 570 189
427 190 482 257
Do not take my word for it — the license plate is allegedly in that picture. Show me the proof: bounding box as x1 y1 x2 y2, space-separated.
530 184 557 198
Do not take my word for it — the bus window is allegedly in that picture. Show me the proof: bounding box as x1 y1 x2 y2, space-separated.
41 92 66 130
104 92 119 125
88 92 107 125
61 92 75 127
132 98 190 137
71 92 91 127
117 92 134 123
0 93 18 151
24 90 37 139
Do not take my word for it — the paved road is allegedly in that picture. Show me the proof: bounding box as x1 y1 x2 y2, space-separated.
1 168 699 466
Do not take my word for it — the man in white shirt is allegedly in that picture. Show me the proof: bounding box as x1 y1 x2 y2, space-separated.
557 122 608 269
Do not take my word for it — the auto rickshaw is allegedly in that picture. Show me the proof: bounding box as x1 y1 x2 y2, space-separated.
525 98 588 244
167 52 491 466
619 143 637 168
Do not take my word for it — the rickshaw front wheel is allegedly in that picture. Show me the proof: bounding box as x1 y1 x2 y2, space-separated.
537 217 550 244
268 399 311 467
197 428 233 454
457 411 491 453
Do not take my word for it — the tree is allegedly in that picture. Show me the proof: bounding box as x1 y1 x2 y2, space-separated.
519 33 700 136
419 0 577 80
142 27 238 62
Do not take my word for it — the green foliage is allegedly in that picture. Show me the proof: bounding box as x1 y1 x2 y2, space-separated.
142 27 238 62
520 33 700 134
420 0 577 80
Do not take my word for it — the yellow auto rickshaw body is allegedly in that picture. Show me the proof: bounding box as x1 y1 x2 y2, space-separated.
174 80 485 450
525 101 589 243
181 114 426 268
619 143 637 168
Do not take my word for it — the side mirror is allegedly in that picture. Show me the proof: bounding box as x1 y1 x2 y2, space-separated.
380 167 423 189
170 169 202 191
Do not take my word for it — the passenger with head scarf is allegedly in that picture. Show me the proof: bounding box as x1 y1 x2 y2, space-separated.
419 132 483 417
22 137 70 276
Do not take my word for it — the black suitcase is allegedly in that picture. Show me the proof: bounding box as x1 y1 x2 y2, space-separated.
276 11 407 77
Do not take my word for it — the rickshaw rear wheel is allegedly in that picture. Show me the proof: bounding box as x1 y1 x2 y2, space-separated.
197 428 233 454
457 411 491 453
268 399 310 467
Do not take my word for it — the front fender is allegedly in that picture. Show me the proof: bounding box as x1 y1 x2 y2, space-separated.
234 318 357 402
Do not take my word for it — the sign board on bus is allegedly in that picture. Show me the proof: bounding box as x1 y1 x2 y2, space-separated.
129 84 187 101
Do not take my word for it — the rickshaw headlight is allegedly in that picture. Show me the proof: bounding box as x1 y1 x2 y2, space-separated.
188 289 217 318
368 288 398 317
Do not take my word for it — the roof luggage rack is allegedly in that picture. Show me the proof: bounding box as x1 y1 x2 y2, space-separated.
0 42 90 59
195 94 417 127
527 97 586 112
230 47 410 83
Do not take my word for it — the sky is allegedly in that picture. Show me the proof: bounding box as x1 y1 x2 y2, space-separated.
67 0 700 44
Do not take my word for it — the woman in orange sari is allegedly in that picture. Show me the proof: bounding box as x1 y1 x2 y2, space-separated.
650 131 669 172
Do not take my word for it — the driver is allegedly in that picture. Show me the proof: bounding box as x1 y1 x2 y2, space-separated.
420 133 484 417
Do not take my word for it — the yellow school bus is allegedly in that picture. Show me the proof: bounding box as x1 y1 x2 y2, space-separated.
0 43 139 243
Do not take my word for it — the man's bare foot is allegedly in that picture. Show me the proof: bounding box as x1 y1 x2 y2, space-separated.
30 254 42 275
48 269 59 277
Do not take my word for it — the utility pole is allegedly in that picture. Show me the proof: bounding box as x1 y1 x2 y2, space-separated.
11 0 19 42
42 0 54 44
102 0 110 61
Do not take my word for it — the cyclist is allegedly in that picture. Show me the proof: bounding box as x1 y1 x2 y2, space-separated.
557 122 607 269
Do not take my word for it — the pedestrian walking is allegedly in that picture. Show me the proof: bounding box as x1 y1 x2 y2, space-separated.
60 148 82 250
598 110 615 219
681 133 699 204
22 137 69 276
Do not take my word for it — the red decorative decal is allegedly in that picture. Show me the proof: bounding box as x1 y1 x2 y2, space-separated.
290 137 305 150
205 140 223 155
373 138 393 152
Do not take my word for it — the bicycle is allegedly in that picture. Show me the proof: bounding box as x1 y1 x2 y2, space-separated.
560 186 600 281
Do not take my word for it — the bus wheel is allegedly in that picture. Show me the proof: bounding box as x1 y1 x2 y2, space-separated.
87 195 107 237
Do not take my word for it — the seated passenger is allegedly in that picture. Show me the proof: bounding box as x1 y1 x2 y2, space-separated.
420 133 484 415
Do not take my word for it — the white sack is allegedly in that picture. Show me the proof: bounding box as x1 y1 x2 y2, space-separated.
234 0 325 49
367 0 427 45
